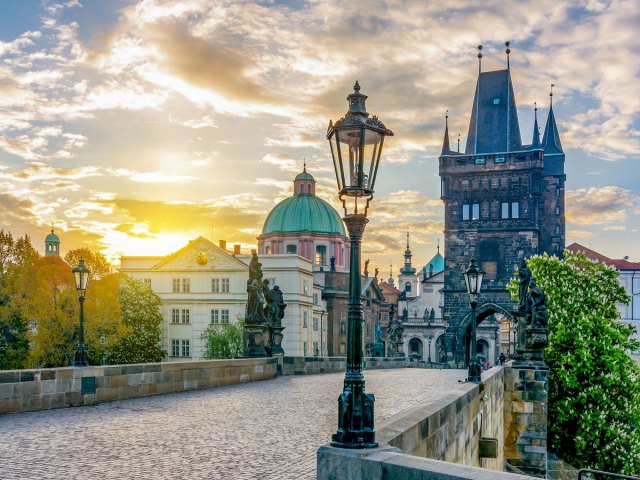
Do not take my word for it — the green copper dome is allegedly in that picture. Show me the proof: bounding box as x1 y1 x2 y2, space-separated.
262 195 346 236
294 171 314 181
45 230 60 243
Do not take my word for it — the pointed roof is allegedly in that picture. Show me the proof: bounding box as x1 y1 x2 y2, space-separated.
542 104 563 154
400 232 416 275
531 104 541 149
441 113 451 155
465 69 522 154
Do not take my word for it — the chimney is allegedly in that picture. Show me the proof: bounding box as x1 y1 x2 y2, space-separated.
234 244 241 255
219 240 227 250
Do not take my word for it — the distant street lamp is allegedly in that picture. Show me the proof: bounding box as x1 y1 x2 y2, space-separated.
327 81 393 449
463 257 484 383
427 335 433 363
72 258 90 367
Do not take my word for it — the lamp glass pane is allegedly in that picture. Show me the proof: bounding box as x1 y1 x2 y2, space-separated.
336 126 383 192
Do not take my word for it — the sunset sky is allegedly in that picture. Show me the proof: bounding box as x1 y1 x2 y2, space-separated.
1 0 638 274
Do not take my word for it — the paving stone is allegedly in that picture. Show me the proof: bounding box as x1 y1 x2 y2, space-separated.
0 368 465 480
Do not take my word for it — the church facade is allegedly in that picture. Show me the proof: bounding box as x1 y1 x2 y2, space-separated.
439 59 566 364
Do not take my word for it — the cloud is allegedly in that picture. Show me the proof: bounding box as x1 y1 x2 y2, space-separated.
566 186 635 225
108 168 195 184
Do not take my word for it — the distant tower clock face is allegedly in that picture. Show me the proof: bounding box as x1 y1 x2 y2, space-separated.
196 251 208 265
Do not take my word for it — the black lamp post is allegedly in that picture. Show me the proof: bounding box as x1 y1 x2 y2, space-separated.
327 81 393 449
427 335 433 363
462 257 484 383
72 258 90 367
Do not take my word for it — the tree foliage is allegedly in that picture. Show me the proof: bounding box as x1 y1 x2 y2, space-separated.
109 275 165 364
0 231 39 369
510 252 640 475
201 318 244 359
64 248 113 280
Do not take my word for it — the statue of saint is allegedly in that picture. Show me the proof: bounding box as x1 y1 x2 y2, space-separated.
429 308 436 321
364 259 370 277
246 251 266 324
271 285 287 328
374 321 382 343
517 260 532 312
529 278 549 328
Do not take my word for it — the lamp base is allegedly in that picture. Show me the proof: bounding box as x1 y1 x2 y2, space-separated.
331 383 377 449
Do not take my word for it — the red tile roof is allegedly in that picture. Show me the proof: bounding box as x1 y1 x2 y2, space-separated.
566 243 640 270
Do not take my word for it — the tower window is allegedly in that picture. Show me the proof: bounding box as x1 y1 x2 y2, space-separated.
474 157 485 165
512 202 520 219
286 244 297 254
555 206 560 215
405 281 412 293
463 204 470 221
495 157 505 164
501 202 520 219
493 98 500 105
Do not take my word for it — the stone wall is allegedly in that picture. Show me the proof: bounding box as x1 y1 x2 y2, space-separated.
318 367 541 480
0 357 278 415
376 366 504 469
279 356 408 375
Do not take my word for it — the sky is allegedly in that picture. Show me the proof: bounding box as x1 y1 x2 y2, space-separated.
0 0 638 276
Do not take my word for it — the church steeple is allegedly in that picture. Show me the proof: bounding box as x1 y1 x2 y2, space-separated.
45 226 60 257
441 111 451 155
400 232 416 275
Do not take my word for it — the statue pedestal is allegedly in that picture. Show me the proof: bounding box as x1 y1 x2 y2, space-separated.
243 324 270 357
370 342 384 358
512 310 548 367
270 326 285 356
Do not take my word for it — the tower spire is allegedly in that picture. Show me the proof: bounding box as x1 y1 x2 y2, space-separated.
477 45 483 74
437 238 440 254
457 133 461 153
505 41 511 69
441 111 451 155
532 102 541 149
550 83 554 107
542 86 563 154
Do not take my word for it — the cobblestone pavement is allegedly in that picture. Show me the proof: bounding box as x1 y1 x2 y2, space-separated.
0 368 466 480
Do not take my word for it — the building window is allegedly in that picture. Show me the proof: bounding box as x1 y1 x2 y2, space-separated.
181 340 190 357
495 157 505 164
221 309 230 324
171 339 180 357
303 280 308 295
313 293 319 305
172 279 180 293
286 244 297 254
313 341 319 356
474 157 485 165
182 278 190 293
501 202 509 219
340 322 346 336
472 203 480 220
211 278 219 293
555 206 560 215
171 309 180 324
313 317 319 331
502 202 520 219
181 309 190 324
556 187 560 197
555 225 560 234
315 245 327 265
512 202 520 219
265 245 272 254
29 321 37 334
303 311 308 328
463 204 470 220
405 281 411 293
303 342 308 356
221 278 230 293
143 278 151 288
211 309 219 323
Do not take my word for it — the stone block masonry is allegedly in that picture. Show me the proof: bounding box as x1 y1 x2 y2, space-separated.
0 357 278 415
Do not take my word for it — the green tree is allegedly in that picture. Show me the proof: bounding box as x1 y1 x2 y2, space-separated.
109 275 165 364
509 252 640 475
201 317 244 359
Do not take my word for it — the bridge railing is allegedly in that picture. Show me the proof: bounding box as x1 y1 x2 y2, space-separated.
578 469 640 480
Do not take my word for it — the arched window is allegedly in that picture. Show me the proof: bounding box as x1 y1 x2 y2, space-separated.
405 281 411 293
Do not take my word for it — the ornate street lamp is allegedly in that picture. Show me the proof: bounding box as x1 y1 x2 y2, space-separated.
328 81 393 449
463 257 484 383
72 258 90 367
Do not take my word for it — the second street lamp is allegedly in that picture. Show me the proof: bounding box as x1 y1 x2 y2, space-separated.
72 258 91 367
463 257 484 383
327 81 393 449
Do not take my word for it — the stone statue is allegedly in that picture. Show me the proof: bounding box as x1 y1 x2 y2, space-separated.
374 268 379 279
429 308 436 321
271 285 287 328
374 321 382 343
518 260 532 312
330 256 336 272
364 259 370 277
529 278 549 328
263 279 275 326
386 304 405 356
423 307 429 320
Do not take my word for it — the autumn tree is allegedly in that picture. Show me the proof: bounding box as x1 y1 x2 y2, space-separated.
64 248 113 280
0 231 39 369
201 317 244 359
510 252 640 475
109 275 165 364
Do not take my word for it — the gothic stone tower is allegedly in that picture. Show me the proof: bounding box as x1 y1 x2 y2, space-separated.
440 64 565 364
